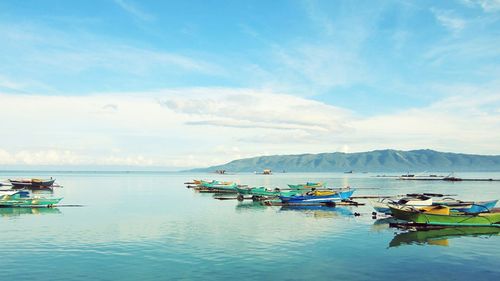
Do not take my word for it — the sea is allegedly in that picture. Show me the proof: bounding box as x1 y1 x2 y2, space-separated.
0 171 499 280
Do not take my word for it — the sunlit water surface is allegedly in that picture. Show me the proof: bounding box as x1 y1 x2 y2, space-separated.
1 172 499 280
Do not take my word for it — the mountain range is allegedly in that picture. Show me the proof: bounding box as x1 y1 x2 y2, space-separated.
190 149 500 172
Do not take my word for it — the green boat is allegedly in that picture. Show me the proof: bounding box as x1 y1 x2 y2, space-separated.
234 186 301 198
200 181 238 191
287 182 324 190
389 206 500 227
0 193 62 207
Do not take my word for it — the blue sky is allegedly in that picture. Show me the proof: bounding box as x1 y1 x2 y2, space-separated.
0 0 499 169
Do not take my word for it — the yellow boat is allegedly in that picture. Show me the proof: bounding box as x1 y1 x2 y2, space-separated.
311 190 335 196
418 205 450 215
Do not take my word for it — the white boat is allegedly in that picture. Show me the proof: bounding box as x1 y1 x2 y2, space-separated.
370 196 432 214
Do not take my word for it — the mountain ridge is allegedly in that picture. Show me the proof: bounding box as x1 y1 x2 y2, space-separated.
189 149 500 172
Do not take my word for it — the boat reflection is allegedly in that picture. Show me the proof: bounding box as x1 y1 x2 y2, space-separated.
280 205 353 219
371 217 400 232
0 207 61 217
235 201 268 212
389 227 500 248
31 189 54 196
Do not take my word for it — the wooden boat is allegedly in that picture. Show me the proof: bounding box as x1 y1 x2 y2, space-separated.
287 182 324 189
0 192 62 207
370 195 433 214
372 196 498 215
389 205 500 227
9 178 55 189
200 181 237 190
280 189 354 204
234 186 300 197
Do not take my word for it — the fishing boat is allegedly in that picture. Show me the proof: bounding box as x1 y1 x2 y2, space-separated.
0 192 62 207
370 195 433 214
9 178 55 189
280 189 355 204
371 195 498 215
287 182 324 189
234 186 300 198
389 205 500 227
200 181 237 190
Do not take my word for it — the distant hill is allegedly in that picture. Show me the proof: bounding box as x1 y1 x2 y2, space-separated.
189 149 500 172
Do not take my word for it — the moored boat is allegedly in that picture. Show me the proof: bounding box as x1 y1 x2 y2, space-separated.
9 178 55 189
280 189 355 204
200 181 237 190
389 205 500 227
370 195 433 214
0 191 62 207
287 182 324 190
234 186 300 198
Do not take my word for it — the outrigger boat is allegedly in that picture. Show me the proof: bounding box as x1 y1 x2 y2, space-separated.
280 189 355 204
234 186 301 200
199 181 237 190
287 182 324 190
371 195 498 215
370 195 433 214
9 178 55 189
0 191 62 207
389 205 500 227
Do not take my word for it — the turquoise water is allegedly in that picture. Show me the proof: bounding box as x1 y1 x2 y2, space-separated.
1 171 499 280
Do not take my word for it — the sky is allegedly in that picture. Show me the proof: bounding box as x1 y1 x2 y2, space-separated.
0 0 499 170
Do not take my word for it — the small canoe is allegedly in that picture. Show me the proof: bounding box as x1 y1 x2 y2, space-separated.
389 205 500 227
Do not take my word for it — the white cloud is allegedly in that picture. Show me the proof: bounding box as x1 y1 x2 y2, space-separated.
461 0 500 12
431 8 466 33
160 88 353 134
1 84 499 169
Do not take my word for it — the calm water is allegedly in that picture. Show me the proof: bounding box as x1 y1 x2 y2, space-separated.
1 171 499 280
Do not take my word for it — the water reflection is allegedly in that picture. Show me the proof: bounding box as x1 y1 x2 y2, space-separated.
235 201 268 211
371 217 399 232
0 207 61 217
389 227 500 247
280 205 353 219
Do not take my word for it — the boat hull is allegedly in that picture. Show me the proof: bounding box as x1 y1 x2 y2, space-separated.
9 179 55 189
234 186 299 197
389 206 500 227
0 197 62 207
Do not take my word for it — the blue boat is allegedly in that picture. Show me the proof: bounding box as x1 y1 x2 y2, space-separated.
279 189 355 204
445 199 498 213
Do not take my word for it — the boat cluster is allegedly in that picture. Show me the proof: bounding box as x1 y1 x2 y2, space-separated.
186 179 500 228
0 178 63 208
185 180 357 206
